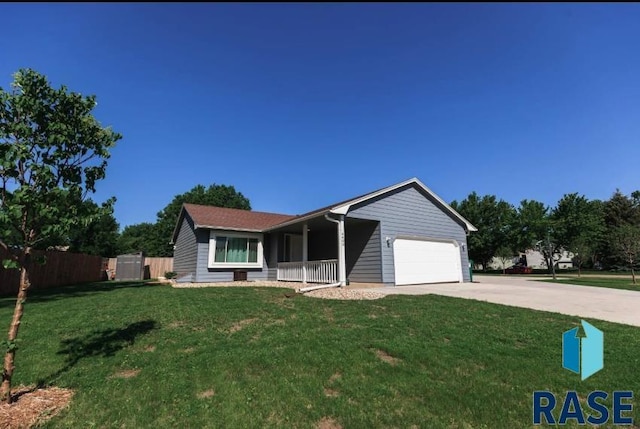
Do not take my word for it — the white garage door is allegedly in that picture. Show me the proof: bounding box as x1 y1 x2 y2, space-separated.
393 238 462 285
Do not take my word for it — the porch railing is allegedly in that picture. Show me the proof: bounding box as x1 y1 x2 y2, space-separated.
276 259 338 284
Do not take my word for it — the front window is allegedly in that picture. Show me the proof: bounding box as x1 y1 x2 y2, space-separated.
214 236 259 263
208 232 263 268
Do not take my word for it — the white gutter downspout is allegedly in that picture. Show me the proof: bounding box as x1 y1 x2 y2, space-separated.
299 213 347 293
302 223 308 284
299 282 341 293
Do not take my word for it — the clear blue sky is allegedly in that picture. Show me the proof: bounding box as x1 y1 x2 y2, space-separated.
2 3 639 229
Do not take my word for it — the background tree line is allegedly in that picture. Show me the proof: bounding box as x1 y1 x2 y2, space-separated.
67 184 251 258
450 190 640 278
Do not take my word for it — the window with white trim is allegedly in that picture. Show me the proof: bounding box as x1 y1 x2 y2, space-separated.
208 232 263 268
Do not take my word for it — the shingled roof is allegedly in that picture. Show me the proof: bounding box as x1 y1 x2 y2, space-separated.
182 203 296 232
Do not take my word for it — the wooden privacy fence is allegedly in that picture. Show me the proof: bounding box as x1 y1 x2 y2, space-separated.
107 257 174 280
0 249 103 296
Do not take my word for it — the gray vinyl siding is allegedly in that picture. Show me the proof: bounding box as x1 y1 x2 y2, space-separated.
194 229 270 282
348 184 471 283
346 221 382 283
173 214 198 282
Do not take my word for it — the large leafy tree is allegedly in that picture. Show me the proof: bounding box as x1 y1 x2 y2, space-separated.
551 194 605 276
610 225 640 284
68 199 120 257
510 199 550 254
450 192 515 270
604 189 640 228
603 190 640 268
117 222 160 255
508 199 568 276
0 69 120 402
152 184 251 256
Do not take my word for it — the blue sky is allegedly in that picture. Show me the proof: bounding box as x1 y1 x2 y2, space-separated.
2 3 639 229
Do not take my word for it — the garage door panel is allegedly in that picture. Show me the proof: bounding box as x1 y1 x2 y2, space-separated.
393 239 461 285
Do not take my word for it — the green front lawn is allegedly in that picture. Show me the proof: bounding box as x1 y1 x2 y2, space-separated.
1 281 638 428
542 277 639 292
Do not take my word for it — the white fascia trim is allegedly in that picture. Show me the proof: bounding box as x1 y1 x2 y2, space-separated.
413 178 478 232
412 178 478 232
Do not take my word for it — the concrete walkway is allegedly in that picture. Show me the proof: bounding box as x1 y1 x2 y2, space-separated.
354 275 640 327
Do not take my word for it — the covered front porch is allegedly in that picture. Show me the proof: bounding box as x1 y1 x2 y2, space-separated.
267 213 381 286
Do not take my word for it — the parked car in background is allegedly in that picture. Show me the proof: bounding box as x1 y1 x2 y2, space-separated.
505 264 533 274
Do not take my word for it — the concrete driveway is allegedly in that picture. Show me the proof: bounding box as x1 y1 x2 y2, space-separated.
357 275 640 327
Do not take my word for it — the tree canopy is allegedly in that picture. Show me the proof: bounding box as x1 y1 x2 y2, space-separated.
117 222 160 256
68 199 120 257
119 184 251 257
450 192 514 269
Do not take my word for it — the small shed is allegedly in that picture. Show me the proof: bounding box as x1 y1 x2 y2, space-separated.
115 252 145 281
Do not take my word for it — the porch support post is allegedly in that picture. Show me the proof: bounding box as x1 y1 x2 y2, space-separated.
337 215 347 286
302 223 308 284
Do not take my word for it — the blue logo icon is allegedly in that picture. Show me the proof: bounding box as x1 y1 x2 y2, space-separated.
562 320 603 380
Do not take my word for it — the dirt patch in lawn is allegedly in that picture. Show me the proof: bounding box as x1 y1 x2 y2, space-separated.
323 307 335 322
110 369 140 379
167 320 187 329
228 318 258 333
143 345 156 352
328 372 341 383
0 386 74 429
323 387 340 397
374 349 402 366
315 416 343 429
197 389 215 399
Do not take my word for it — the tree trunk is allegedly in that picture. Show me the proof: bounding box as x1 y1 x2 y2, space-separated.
578 264 581 278
1 248 31 404
632 267 637 285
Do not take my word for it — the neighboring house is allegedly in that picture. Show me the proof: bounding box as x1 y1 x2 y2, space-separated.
487 249 575 270
171 178 477 286
520 249 574 270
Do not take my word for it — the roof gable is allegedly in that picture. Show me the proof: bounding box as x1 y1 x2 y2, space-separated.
265 178 477 233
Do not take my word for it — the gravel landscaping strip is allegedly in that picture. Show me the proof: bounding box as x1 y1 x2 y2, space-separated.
304 288 385 300
171 281 385 300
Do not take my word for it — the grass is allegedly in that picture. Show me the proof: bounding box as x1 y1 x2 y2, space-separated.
541 276 640 292
474 269 634 276
1 281 639 428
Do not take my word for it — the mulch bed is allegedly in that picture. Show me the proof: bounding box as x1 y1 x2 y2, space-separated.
0 386 73 429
